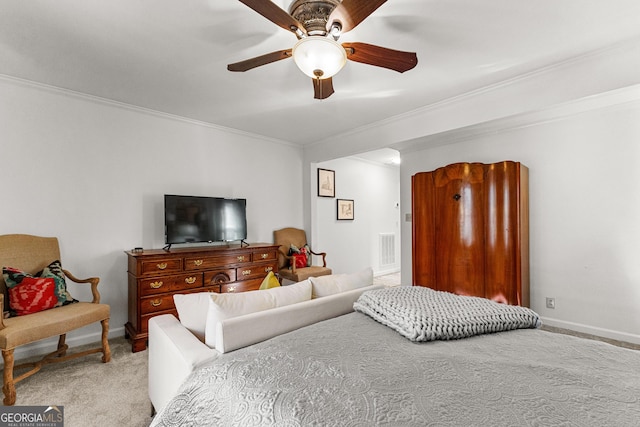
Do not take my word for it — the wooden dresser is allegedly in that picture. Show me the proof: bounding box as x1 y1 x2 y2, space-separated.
124 243 278 352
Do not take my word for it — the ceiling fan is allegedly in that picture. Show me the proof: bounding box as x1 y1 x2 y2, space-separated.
227 0 418 99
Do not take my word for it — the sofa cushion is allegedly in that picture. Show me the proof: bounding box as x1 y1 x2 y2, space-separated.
309 267 373 298
173 292 212 341
175 280 312 345
204 280 312 348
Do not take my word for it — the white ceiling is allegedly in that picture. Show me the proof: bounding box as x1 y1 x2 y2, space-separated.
2 0 640 147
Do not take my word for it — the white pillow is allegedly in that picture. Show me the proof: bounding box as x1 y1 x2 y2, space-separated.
308 275 340 298
309 267 373 298
204 280 312 348
270 279 312 306
335 267 373 292
173 292 212 341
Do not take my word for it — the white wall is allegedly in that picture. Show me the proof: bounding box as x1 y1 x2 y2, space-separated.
313 157 401 276
400 95 640 344
0 77 304 358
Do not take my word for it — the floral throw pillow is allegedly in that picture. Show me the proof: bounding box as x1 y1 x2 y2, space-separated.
7 276 58 316
289 244 314 268
37 260 76 306
3 260 77 316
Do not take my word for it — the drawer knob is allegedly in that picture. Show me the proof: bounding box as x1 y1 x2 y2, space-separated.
150 299 162 307
185 277 197 284
241 269 251 276
193 259 203 266
265 266 273 272
237 256 246 262
157 262 168 270
149 281 163 289
227 286 236 293
261 253 268 259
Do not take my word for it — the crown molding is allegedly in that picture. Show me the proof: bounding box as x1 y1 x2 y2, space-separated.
305 35 640 162
395 84 640 155
0 73 299 149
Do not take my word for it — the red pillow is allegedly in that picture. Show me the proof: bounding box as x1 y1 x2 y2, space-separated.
8 277 58 316
292 253 307 269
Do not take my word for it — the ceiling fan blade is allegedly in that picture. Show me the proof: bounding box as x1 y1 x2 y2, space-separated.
227 49 292 72
313 77 334 99
327 0 387 33
238 0 306 35
343 42 417 73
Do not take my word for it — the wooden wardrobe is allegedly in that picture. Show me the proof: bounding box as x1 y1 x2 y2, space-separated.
411 161 529 307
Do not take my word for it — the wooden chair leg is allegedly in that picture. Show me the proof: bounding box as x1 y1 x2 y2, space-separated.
57 334 68 357
101 318 111 363
2 349 16 406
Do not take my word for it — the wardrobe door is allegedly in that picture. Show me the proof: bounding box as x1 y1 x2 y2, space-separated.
433 163 485 296
484 162 529 306
411 172 436 287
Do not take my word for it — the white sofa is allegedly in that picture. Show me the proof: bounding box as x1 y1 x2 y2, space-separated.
148 268 383 415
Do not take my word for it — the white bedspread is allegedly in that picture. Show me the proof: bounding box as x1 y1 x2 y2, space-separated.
151 312 640 426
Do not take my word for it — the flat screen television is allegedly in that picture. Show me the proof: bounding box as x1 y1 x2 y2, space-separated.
164 195 247 247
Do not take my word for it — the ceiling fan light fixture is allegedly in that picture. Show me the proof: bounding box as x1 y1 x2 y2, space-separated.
292 36 346 79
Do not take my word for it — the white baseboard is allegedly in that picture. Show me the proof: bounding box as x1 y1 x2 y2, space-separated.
374 268 400 277
0 326 127 367
540 316 640 345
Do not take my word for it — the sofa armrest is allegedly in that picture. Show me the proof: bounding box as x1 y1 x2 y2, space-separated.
215 284 383 353
148 314 219 414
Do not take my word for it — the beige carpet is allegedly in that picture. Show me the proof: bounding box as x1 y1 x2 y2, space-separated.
11 337 153 427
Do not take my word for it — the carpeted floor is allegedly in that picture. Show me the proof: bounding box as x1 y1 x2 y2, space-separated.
12 337 152 427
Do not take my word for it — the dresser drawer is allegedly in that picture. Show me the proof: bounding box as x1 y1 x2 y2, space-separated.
139 273 203 296
252 249 277 262
140 258 182 275
184 253 252 270
220 279 261 293
140 294 176 315
236 262 277 281
204 269 236 286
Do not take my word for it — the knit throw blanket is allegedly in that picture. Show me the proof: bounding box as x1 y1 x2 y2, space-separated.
354 286 541 342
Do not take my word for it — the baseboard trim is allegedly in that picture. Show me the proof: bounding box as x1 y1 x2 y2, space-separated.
540 316 640 347
374 268 400 277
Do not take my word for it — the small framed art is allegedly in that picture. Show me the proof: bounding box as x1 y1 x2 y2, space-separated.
318 168 335 197
337 199 354 220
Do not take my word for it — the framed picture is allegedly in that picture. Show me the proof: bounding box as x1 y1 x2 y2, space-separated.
337 199 354 220
318 168 335 197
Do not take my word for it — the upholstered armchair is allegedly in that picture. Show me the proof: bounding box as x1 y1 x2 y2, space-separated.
0 234 111 405
273 227 332 283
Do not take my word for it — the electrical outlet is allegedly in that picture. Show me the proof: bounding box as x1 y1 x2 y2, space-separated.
546 297 555 309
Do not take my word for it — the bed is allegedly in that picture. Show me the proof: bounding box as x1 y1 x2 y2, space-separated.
150 286 640 426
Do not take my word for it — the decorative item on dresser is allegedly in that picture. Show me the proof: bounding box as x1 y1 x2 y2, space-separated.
125 243 278 352
412 160 529 306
